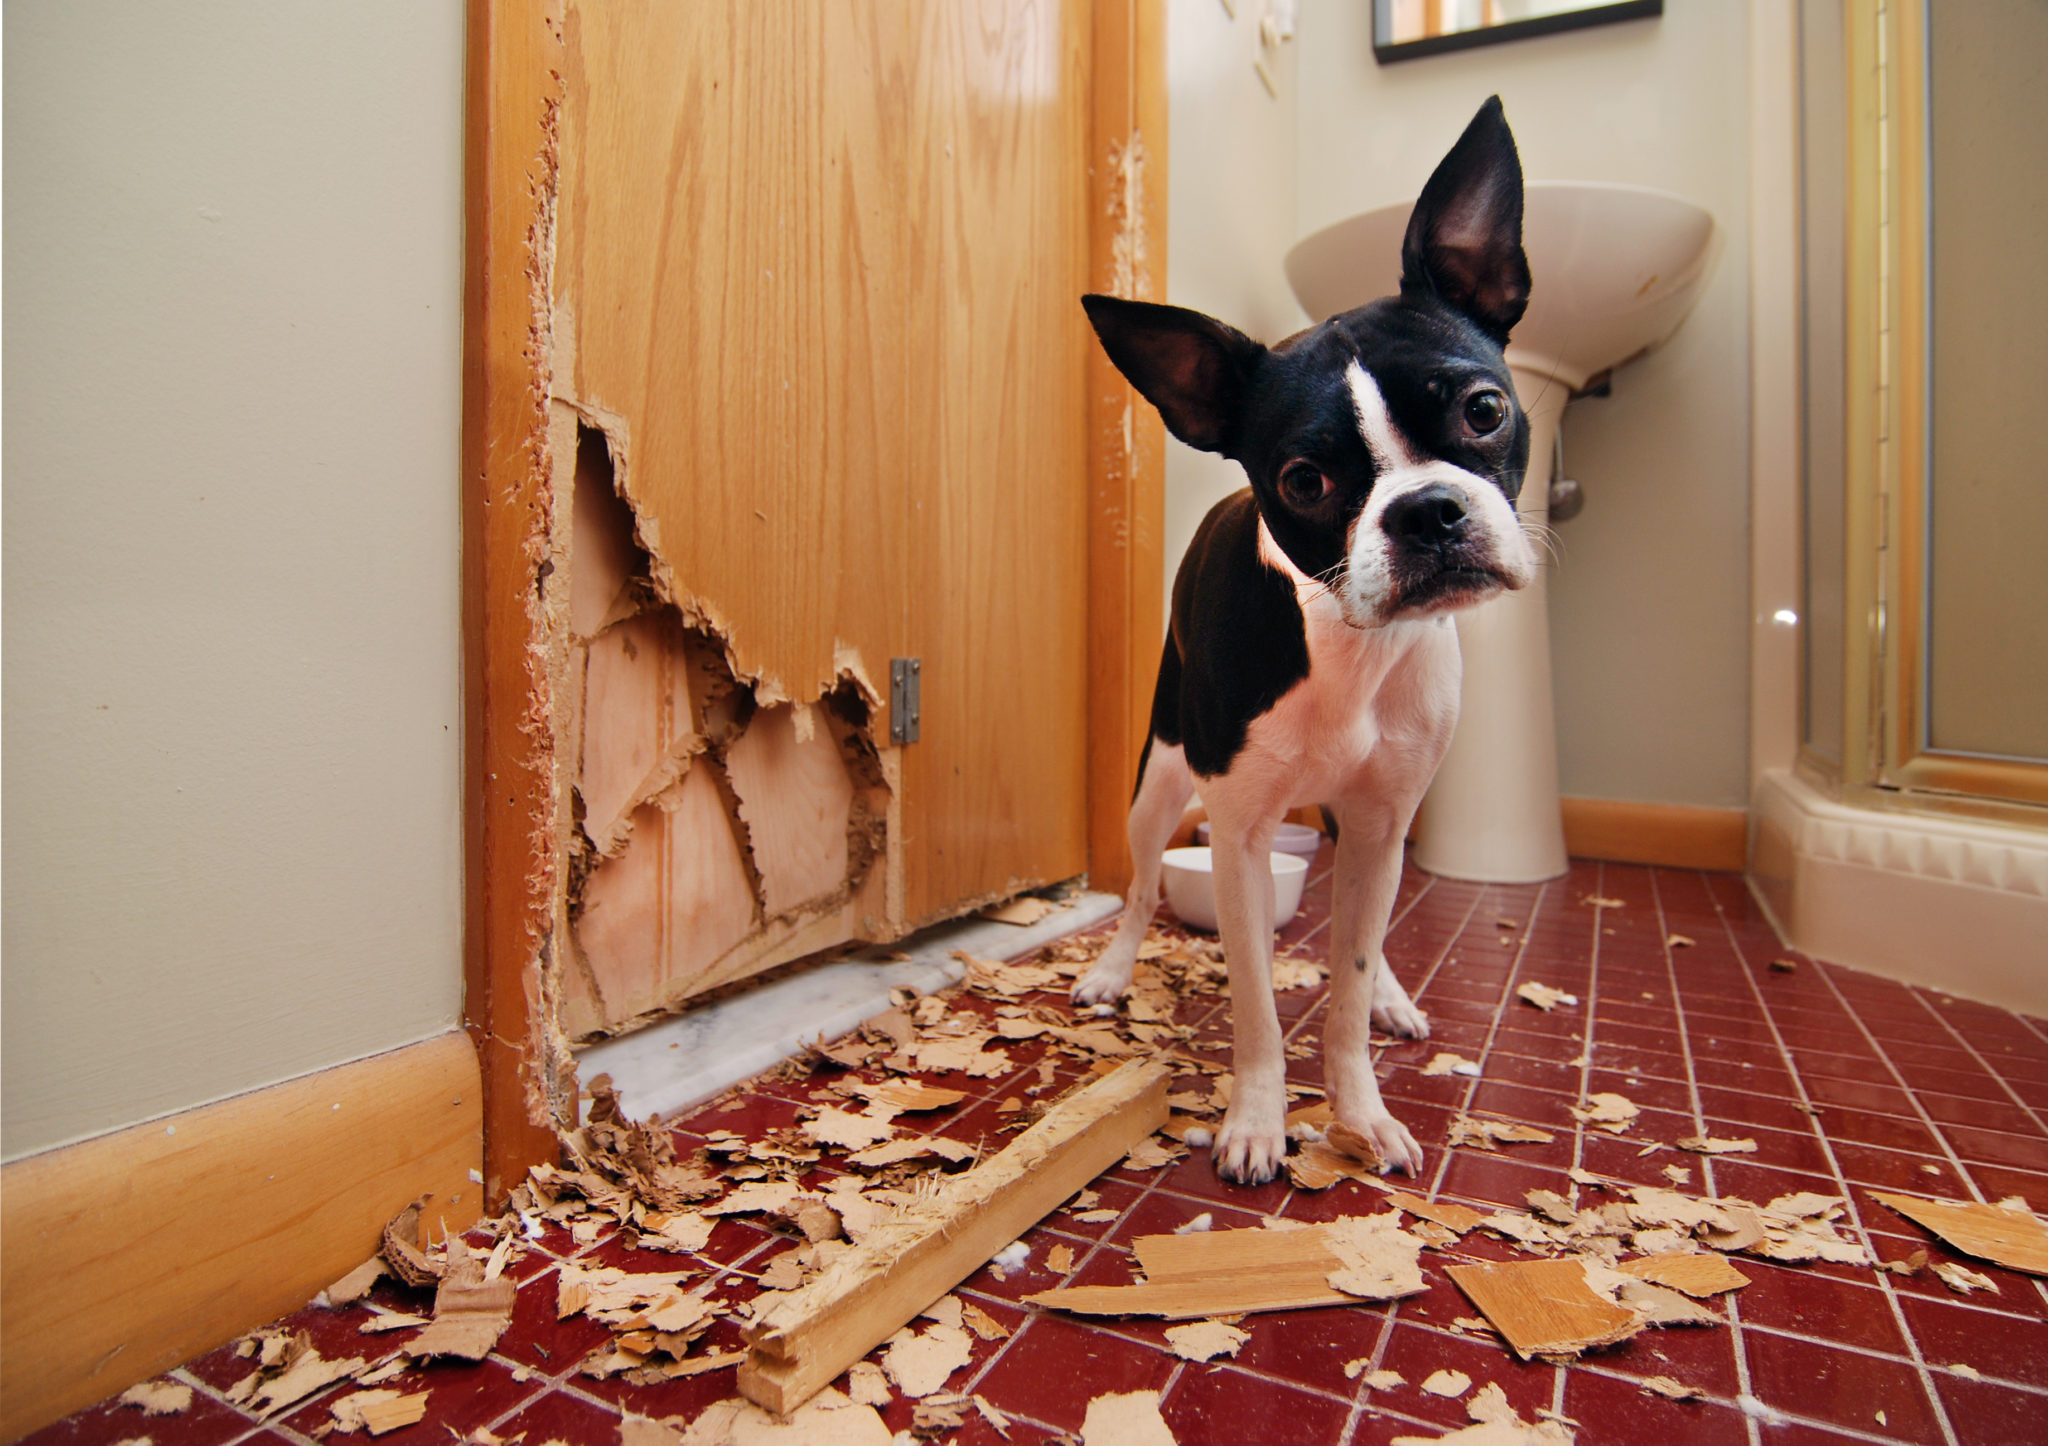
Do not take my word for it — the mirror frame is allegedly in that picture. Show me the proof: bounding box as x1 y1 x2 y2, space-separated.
1372 0 1662 65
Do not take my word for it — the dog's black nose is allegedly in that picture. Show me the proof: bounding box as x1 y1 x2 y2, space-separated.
1384 483 1468 548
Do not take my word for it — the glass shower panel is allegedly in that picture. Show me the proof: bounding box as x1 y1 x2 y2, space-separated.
1923 0 2048 762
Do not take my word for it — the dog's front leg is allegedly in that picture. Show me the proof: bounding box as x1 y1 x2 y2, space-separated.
1322 805 1425 1175
1207 812 1288 1185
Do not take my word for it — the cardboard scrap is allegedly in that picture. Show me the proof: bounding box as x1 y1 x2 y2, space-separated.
1447 1259 1644 1359
1640 1376 1704 1402
1516 982 1578 1012
846 1136 977 1169
1047 1243 1076 1274
1421 1368 1472 1398
845 1360 891 1407
1616 1253 1751 1298
985 896 1059 926
1931 1260 1998 1294
402 1254 516 1361
1872 1192 2048 1276
379 1199 443 1289
1287 1138 1388 1191
1676 1136 1757 1155
1423 1052 1483 1078
328 1389 430 1436
1392 1382 1576 1446
323 1256 388 1307
959 1299 1009 1341
847 1080 968 1114
802 1108 898 1152
1567 1094 1639 1134
1164 1321 1249 1362
116 1383 192 1416
881 1321 971 1397
1388 1191 1487 1235
226 1334 369 1418
1029 1214 1427 1320
1080 1390 1176 1446
676 1387 891 1445
1450 1116 1556 1151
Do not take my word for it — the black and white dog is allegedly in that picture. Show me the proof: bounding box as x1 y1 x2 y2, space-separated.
1072 98 1537 1184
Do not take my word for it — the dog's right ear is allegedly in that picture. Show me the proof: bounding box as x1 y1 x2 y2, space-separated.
1081 295 1265 456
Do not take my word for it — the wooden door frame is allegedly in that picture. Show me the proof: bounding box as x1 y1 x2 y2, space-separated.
460 0 1166 1201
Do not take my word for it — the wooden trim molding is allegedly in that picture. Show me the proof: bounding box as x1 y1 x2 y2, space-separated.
0 1034 482 1443
1085 0 1168 900
1560 797 1747 872
462 0 570 1203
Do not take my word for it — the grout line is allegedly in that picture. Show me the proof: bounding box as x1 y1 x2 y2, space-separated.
1420 879 1547 1203
1703 876 1962 1446
1809 967 1992 1207
1551 862 1602 1426
1648 867 1760 1446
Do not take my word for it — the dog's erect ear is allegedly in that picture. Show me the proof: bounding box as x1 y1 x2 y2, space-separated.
1400 96 1530 344
1081 295 1265 456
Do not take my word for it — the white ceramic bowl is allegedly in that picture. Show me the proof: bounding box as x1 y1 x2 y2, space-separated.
1195 820 1323 858
1162 846 1310 933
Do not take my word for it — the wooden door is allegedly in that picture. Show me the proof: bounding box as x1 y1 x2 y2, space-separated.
461 0 1162 1190
545 0 1091 1035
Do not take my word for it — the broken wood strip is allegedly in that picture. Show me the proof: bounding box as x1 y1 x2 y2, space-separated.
737 1059 1170 1414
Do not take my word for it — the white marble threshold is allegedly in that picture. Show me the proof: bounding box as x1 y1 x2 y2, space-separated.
574 890 1123 1124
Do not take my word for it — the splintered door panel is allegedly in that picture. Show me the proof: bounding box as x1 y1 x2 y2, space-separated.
556 2 911 702
553 0 1090 1005
900 0 1091 921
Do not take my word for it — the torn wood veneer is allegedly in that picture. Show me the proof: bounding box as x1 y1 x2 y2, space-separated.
735 1059 1169 1414
1873 1192 2048 1276
1446 1258 1644 1359
557 423 895 1039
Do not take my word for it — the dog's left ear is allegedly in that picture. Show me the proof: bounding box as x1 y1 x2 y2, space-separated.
1400 96 1530 344
1081 294 1266 456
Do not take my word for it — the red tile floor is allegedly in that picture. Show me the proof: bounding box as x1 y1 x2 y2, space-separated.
33 852 2048 1446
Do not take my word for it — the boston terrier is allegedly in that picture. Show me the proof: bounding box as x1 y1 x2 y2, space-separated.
1072 97 1538 1184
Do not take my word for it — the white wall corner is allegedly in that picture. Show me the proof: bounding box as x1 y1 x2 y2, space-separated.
1748 0 1805 794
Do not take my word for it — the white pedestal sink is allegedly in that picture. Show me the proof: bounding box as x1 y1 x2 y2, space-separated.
1285 183 1716 883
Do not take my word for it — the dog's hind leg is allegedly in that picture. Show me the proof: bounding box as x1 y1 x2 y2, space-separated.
1072 738 1193 1007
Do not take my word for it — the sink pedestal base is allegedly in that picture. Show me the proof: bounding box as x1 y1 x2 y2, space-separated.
1411 365 1570 884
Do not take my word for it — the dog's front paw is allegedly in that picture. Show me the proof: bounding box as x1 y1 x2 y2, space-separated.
1347 1110 1425 1177
1213 1102 1289 1186
1370 968 1430 1040
1371 995 1430 1040
1070 962 1132 1008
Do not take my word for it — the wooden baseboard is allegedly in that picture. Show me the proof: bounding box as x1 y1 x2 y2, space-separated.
1561 797 1747 872
0 1033 484 1442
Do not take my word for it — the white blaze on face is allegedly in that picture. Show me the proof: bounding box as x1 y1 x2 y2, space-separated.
1340 360 1536 626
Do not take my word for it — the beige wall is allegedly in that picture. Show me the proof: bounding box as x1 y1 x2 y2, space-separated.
2 2 468 1160
1160 0 1754 809
1164 0 1307 622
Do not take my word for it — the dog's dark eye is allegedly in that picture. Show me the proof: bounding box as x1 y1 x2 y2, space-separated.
1278 463 1333 507
1464 389 1508 435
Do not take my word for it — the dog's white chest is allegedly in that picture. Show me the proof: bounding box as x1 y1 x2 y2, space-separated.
1229 596 1455 813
